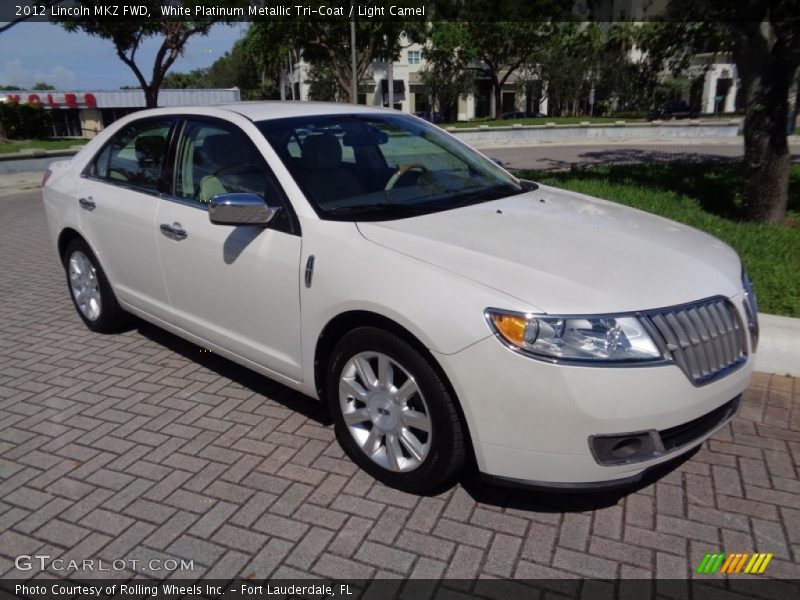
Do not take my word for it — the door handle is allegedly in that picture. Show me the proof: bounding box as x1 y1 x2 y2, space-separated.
160 223 188 240
78 197 96 211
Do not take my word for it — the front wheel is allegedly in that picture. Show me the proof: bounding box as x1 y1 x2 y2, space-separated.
327 327 465 494
63 238 128 333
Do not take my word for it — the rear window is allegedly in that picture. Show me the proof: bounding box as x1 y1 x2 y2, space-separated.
90 119 172 192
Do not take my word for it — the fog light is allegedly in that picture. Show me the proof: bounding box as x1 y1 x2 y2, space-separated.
610 438 642 459
590 431 662 466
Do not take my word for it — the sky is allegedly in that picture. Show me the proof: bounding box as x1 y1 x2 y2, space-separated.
0 21 248 90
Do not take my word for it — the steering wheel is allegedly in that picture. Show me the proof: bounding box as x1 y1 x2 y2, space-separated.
385 162 428 190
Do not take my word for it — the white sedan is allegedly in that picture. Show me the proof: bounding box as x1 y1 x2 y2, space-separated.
42 102 757 493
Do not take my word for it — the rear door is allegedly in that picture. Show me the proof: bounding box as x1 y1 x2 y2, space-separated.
78 117 175 321
155 117 303 380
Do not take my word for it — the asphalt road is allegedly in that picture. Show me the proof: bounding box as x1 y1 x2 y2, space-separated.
483 141 800 171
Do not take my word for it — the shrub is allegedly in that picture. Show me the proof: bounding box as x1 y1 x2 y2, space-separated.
0 103 53 139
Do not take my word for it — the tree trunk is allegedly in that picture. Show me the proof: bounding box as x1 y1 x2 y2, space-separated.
144 85 159 108
493 84 502 119
737 55 793 224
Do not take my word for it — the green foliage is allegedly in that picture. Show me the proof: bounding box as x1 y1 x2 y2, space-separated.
244 21 296 99
0 85 21 91
526 163 800 317
306 64 341 102
419 22 475 118
638 0 800 223
162 69 209 89
162 36 278 100
0 138 87 154
423 2 568 118
247 2 425 102
0 103 53 139
31 82 55 91
206 38 267 99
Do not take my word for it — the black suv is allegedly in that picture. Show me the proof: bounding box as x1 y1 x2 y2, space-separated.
650 100 695 120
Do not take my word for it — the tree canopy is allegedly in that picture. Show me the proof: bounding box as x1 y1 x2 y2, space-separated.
639 0 800 223
47 0 241 107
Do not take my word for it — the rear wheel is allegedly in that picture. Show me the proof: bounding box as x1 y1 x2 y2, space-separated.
327 327 465 493
63 238 128 332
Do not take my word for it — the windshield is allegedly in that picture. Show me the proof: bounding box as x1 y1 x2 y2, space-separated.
257 113 525 220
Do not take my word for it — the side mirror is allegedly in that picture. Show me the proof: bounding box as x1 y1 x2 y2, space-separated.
209 193 279 226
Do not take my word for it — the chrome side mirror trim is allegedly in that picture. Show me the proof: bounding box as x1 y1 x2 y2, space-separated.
208 193 279 226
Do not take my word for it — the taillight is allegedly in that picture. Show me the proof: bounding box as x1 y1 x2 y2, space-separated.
42 169 53 186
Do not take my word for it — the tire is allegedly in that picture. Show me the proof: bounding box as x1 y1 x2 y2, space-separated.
327 327 465 494
62 238 128 333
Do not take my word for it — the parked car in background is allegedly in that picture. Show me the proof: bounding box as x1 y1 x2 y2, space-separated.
650 100 696 120
501 111 547 120
43 102 756 493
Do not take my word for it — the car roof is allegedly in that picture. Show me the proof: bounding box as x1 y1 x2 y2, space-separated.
211 101 394 121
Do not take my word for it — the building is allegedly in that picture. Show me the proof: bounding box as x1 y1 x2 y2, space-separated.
287 35 544 122
0 88 241 138
687 54 740 114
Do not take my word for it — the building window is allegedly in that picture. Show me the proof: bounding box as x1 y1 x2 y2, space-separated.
408 50 421 65
50 109 82 137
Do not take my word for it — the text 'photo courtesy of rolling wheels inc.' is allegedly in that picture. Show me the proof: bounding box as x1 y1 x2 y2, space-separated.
1 1 799 600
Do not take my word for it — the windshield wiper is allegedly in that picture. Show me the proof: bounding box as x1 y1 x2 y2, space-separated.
446 185 525 206
325 203 437 217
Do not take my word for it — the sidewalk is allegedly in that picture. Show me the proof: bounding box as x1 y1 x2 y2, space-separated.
757 314 800 377
0 170 43 197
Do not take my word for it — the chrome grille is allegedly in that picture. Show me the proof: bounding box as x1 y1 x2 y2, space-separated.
644 298 747 385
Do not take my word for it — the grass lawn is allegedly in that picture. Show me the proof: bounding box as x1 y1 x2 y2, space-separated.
442 115 743 128
445 116 645 128
0 139 87 154
518 163 800 318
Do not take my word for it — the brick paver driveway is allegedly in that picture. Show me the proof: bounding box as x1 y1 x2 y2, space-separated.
1 190 798 584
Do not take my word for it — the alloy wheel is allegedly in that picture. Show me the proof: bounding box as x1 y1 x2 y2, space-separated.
68 250 102 321
339 351 432 472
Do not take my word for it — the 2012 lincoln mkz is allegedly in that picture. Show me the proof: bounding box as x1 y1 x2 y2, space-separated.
42 102 758 493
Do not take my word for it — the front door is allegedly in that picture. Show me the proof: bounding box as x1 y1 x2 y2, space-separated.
155 118 303 381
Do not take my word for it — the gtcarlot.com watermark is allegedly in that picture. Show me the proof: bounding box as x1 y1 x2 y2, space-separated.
15 554 194 573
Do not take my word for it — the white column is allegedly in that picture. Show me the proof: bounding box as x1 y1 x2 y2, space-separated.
724 76 737 112
702 69 716 114
387 61 394 108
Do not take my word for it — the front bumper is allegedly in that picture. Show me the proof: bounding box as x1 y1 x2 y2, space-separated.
435 334 753 486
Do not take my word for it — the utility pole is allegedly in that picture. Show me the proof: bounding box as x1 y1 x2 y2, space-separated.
350 0 357 104
387 59 394 109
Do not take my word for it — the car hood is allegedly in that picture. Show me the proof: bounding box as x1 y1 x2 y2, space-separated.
356 185 743 314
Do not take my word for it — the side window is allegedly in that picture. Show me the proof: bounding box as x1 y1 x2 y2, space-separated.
176 120 284 207
92 119 171 192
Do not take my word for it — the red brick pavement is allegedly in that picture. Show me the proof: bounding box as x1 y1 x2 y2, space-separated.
0 192 798 583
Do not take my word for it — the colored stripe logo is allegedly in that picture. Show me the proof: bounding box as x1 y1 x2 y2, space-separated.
696 552 773 574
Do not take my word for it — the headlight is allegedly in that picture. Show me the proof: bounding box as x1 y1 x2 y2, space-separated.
742 267 759 351
485 309 663 363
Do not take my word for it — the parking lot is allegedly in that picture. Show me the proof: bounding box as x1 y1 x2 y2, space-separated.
0 190 798 586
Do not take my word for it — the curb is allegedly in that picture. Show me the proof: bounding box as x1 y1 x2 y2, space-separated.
0 148 83 161
754 313 800 378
